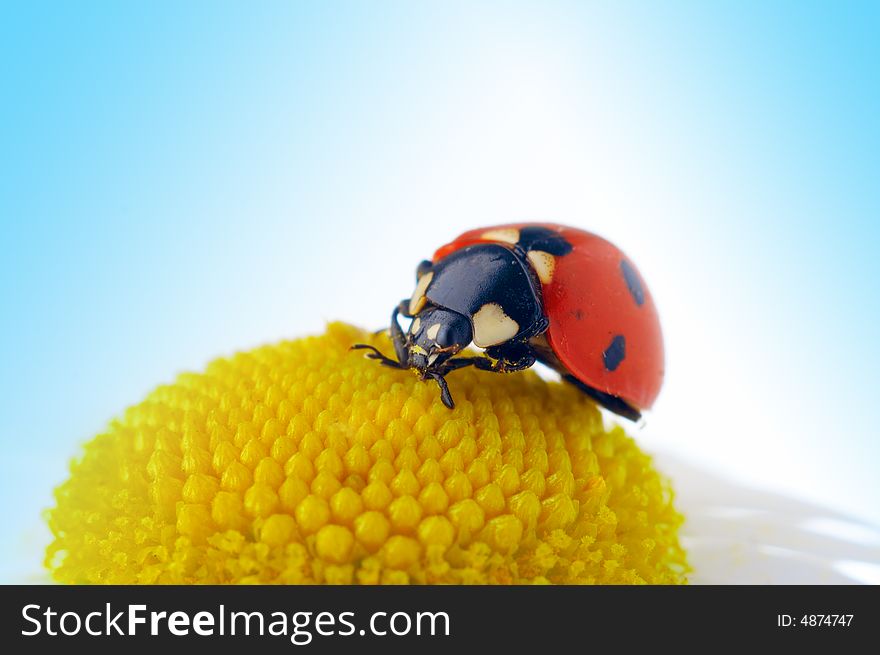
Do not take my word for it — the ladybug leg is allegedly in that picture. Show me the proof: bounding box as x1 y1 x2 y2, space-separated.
388 299 411 364
462 357 502 372
428 341 537 408
436 357 481 373
426 372 456 409
442 342 537 374
353 299 412 368
482 341 537 372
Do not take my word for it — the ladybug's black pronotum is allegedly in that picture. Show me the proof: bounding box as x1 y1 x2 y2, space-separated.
353 223 663 421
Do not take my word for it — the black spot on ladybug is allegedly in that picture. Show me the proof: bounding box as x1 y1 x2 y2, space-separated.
517 226 573 256
571 308 584 321
620 260 644 306
603 335 626 371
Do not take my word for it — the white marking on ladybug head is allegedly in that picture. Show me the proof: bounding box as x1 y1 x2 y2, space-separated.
472 302 519 348
408 271 433 315
426 323 441 341
410 317 421 334
527 250 555 284
481 228 520 245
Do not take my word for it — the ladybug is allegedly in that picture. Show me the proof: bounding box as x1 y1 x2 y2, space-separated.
353 223 663 420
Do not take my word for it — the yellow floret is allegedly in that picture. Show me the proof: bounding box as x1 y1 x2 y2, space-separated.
45 322 688 584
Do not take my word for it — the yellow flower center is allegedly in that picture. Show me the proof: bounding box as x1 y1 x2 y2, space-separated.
45 323 687 584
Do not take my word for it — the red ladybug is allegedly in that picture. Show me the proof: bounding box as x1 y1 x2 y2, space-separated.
354 223 663 420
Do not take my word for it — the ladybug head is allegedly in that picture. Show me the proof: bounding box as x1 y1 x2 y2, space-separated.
406 306 473 375
351 300 475 409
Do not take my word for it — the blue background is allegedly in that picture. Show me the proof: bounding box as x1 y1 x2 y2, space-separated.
1 1 878 581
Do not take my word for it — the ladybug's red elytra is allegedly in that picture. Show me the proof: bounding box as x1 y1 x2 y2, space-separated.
353 223 664 421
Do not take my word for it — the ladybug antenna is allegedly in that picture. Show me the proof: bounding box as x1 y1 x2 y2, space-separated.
350 344 403 369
